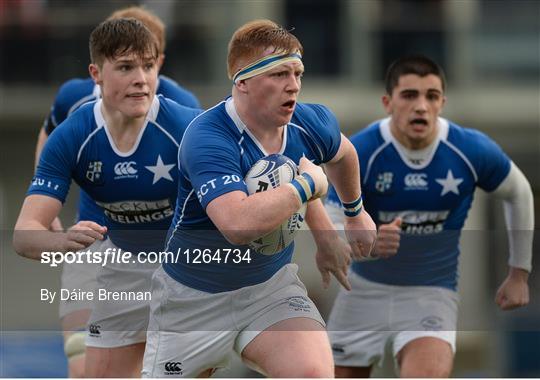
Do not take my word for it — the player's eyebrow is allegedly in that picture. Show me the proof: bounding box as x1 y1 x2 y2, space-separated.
399 88 443 95
399 89 419 95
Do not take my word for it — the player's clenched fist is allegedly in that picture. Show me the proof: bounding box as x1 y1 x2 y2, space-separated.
494 268 530 311
63 221 107 252
297 157 328 199
344 210 377 260
371 218 402 259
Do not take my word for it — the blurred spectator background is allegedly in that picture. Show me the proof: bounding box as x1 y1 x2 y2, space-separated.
1 0 538 377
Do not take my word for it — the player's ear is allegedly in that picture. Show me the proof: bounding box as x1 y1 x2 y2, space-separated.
89 63 102 85
157 54 165 70
235 79 249 94
382 94 392 114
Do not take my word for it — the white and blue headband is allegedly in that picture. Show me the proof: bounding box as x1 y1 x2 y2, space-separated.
232 52 303 84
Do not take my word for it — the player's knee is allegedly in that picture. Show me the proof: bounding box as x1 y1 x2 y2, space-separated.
64 331 86 361
64 332 87 378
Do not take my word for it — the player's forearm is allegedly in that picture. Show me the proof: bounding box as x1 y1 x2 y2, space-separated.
213 186 303 245
325 138 362 203
305 199 339 246
13 221 64 260
493 162 535 272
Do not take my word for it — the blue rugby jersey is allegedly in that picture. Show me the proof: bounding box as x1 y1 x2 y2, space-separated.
163 98 342 293
326 117 511 290
42 75 201 224
29 96 201 253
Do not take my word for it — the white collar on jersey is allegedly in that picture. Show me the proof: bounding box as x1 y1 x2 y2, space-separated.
92 96 160 157
225 97 288 156
92 83 101 98
379 116 449 169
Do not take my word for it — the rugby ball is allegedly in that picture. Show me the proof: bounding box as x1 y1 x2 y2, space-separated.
245 154 307 255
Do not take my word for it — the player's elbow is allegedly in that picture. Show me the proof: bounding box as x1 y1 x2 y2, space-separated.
12 222 44 260
12 228 29 257
220 228 254 246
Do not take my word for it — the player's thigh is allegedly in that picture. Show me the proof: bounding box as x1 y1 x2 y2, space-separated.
61 309 92 332
242 317 333 378
328 273 393 369
59 244 100 328
143 330 233 378
86 244 156 348
398 337 453 378
85 343 145 377
391 285 458 377
142 267 237 378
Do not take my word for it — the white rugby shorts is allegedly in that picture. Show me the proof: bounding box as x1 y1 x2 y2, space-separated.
85 238 159 348
59 239 102 319
142 263 325 378
327 271 458 369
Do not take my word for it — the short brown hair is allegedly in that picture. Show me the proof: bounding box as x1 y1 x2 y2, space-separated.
227 19 303 79
108 6 166 54
89 18 159 66
385 55 446 94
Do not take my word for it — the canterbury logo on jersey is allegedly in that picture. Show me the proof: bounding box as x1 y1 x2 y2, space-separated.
114 161 138 179
404 173 428 190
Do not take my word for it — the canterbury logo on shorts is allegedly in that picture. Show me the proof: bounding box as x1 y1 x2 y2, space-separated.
164 362 183 375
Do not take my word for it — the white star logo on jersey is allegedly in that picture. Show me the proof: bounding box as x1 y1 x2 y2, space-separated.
145 155 175 185
435 169 463 196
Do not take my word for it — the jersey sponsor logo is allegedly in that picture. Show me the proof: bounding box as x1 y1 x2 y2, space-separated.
114 161 138 180
96 199 173 224
164 362 183 375
404 173 428 191
375 172 393 193
379 210 450 235
86 161 104 184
